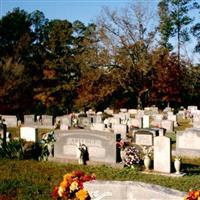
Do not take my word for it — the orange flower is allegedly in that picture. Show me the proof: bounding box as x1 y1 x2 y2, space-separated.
60 180 67 190
76 188 89 200
63 173 73 181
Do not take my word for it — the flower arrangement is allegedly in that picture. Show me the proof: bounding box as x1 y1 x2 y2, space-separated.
52 170 96 200
123 146 141 167
184 189 200 200
116 139 129 150
175 155 182 161
142 146 153 159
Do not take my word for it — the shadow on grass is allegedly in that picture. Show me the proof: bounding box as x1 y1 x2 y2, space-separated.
181 163 200 175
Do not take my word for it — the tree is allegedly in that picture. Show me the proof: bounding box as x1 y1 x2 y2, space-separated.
150 48 183 107
97 3 158 108
158 0 197 64
0 8 34 114
33 19 78 115
191 3 200 53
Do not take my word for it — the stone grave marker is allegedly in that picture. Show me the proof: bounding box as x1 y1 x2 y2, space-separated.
143 115 150 128
24 115 35 125
176 128 200 158
0 120 7 147
161 120 174 132
90 123 105 131
58 115 71 130
112 124 128 139
104 108 114 115
84 181 185 200
154 136 171 173
168 114 178 127
54 129 119 164
42 115 53 127
20 127 38 142
96 115 102 123
187 106 198 111
1 115 17 127
78 117 91 127
134 130 154 146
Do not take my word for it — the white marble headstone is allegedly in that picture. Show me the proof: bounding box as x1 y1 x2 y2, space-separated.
154 136 171 173
20 127 38 142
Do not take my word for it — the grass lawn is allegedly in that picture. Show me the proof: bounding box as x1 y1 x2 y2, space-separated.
0 159 200 200
1 119 199 199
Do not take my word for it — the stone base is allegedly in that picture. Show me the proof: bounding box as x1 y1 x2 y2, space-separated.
142 170 186 177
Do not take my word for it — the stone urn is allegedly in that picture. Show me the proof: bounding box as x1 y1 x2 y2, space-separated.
144 155 151 170
120 149 126 163
174 158 181 174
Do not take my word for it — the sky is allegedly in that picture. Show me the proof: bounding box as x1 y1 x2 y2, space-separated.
0 0 199 64
0 0 148 24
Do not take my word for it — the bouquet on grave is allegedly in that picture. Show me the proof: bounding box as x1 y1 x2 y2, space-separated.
52 170 96 200
183 189 200 200
123 146 141 167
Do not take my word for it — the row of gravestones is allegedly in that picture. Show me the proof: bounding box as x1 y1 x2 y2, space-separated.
4 124 200 170
52 128 172 173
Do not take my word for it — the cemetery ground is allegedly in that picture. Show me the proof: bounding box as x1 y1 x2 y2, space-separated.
0 121 200 200
0 158 200 199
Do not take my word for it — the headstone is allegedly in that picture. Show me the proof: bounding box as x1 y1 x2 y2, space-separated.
134 130 153 146
0 119 7 147
41 115 53 127
20 127 38 142
187 106 198 111
24 115 35 125
109 117 121 125
192 112 200 128
152 128 165 136
154 136 171 173
128 109 138 115
79 117 91 127
84 181 185 200
143 115 150 128
96 115 102 123
151 120 162 128
112 124 127 139
120 108 127 113
153 114 163 121
167 114 178 127
56 115 72 130
128 118 142 128
54 129 118 164
161 120 174 132
90 123 105 131
104 108 114 115
176 128 200 158
1 115 17 127
177 110 186 121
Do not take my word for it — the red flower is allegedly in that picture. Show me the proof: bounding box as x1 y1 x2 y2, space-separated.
52 186 59 199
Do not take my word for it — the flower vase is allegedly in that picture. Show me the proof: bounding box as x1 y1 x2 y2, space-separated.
144 155 151 170
120 149 126 162
174 159 181 174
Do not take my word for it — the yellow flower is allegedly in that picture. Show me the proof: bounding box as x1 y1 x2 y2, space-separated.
60 180 67 190
58 186 63 197
194 191 200 198
76 188 89 200
63 173 72 181
70 181 79 192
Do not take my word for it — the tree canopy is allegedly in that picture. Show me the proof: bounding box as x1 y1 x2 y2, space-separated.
0 2 200 116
